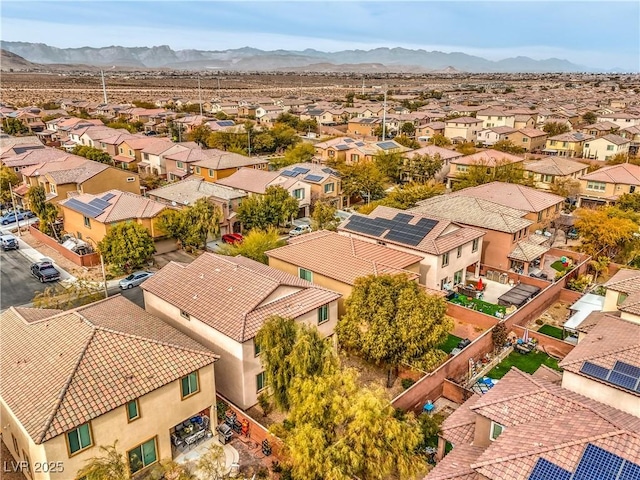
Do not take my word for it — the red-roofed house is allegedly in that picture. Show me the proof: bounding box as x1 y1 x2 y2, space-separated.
577 163 640 207
142 253 342 409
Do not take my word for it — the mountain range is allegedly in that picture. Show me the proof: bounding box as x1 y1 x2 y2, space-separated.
1 41 594 73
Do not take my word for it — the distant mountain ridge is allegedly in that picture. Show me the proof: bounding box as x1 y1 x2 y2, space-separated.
1 41 596 73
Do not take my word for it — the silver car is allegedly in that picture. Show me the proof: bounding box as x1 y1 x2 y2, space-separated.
119 271 154 289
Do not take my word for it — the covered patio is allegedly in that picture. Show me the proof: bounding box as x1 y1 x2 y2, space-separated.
508 234 550 276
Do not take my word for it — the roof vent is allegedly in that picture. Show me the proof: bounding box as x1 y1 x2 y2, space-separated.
200 274 204 279
193 294 198 300
228 287 233 292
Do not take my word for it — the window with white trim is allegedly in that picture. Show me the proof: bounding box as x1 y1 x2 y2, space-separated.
586 181 606 192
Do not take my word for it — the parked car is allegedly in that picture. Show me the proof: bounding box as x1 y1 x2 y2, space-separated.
30 261 61 283
0 234 19 251
221 233 244 245
119 271 154 289
0 210 35 225
289 224 312 236
457 338 472 350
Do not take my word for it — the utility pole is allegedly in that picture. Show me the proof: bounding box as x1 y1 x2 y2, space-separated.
198 76 203 117
382 84 388 140
9 183 21 237
362 77 365 96
100 70 108 104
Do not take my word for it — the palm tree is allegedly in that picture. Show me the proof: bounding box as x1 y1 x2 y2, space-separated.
76 441 130 480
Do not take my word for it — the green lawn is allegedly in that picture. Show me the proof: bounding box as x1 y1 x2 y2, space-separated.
550 260 569 272
486 350 561 379
449 293 506 317
439 334 463 354
538 324 564 339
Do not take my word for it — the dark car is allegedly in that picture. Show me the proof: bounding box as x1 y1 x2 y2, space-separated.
221 233 243 245
30 261 61 283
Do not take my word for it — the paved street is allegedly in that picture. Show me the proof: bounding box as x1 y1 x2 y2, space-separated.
0 249 50 310
110 284 145 308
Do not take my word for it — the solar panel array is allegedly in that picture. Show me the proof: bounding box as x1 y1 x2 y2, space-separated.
292 167 310 174
343 212 437 246
335 144 349 151
64 198 105 218
217 120 235 127
378 141 398 150
528 458 571 480
580 360 640 393
102 192 116 201
304 174 323 183
281 170 300 177
528 444 640 480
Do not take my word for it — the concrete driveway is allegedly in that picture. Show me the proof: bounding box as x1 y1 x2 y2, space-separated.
0 249 50 310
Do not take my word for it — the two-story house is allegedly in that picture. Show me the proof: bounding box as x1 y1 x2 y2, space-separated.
338 206 485 290
476 126 518 147
216 167 312 218
266 230 421 314
347 117 383 137
582 134 631 161
58 189 175 252
0 296 218 480
596 112 640 129
277 163 343 209
544 132 594 158
507 128 548 152
443 117 483 143
476 108 516 128
192 149 269 183
523 157 589 192
141 253 341 409
147 177 247 236
577 163 640 207
427 366 640 480
446 150 524 189
18 156 141 207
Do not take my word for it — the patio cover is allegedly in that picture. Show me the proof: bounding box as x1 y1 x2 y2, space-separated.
508 241 550 262
498 283 541 307
563 293 605 331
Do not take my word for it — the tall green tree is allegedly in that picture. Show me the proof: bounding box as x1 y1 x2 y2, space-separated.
453 159 532 191
543 121 571 136
394 135 421 149
311 201 339 231
617 192 640 212
582 111 597 124
284 371 424 480
218 227 285 264
2 118 29 135
400 122 416 137
340 161 386 203
357 182 445 215
1 166 20 205
270 142 315 170
72 145 114 165
98 222 156 273
492 139 525 154
336 274 451 386
157 198 222 250
255 316 337 411
187 124 212 147
26 185 59 236
428 134 452 147
455 142 477 155
575 206 639 260
402 153 444 183
26 185 47 217
374 151 404 183
236 186 299 231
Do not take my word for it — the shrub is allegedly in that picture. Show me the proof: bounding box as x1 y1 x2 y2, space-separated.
257 392 273 416
535 319 544 326
401 378 416 390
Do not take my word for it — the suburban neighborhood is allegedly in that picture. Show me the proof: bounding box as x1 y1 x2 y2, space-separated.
1 8 640 480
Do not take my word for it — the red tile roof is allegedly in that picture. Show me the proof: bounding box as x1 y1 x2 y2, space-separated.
0 296 217 445
141 253 341 342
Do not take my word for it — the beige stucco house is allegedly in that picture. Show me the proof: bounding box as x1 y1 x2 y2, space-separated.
577 163 640 207
142 253 341 410
0 296 218 480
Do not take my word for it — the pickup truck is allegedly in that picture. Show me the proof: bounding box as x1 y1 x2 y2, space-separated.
30 261 61 283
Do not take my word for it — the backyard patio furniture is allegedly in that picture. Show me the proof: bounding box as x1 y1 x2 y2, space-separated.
172 415 210 449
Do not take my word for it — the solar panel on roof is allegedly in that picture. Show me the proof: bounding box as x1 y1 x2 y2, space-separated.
65 198 103 218
393 213 414 222
378 141 397 150
607 371 638 391
612 361 640 379
580 362 609 381
292 167 310 174
335 144 349 151
620 461 640 480
281 170 300 177
355 142 365 147
217 120 235 126
344 138 354 143
573 444 625 480
88 198 110 209
527 458 572 480
304 174 324 183
102 192 116 201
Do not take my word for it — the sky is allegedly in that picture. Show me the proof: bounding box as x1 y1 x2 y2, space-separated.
1 1 639 71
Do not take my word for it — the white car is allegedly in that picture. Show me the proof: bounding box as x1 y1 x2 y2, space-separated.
289 224 312 236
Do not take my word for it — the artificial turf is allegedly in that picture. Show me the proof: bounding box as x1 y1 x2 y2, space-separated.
438 334 463 354
537 324 564 339
449 293 506 317
486 350 561 379
550 260 569 272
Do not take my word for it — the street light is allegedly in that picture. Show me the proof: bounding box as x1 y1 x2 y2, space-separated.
86 236 108 299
